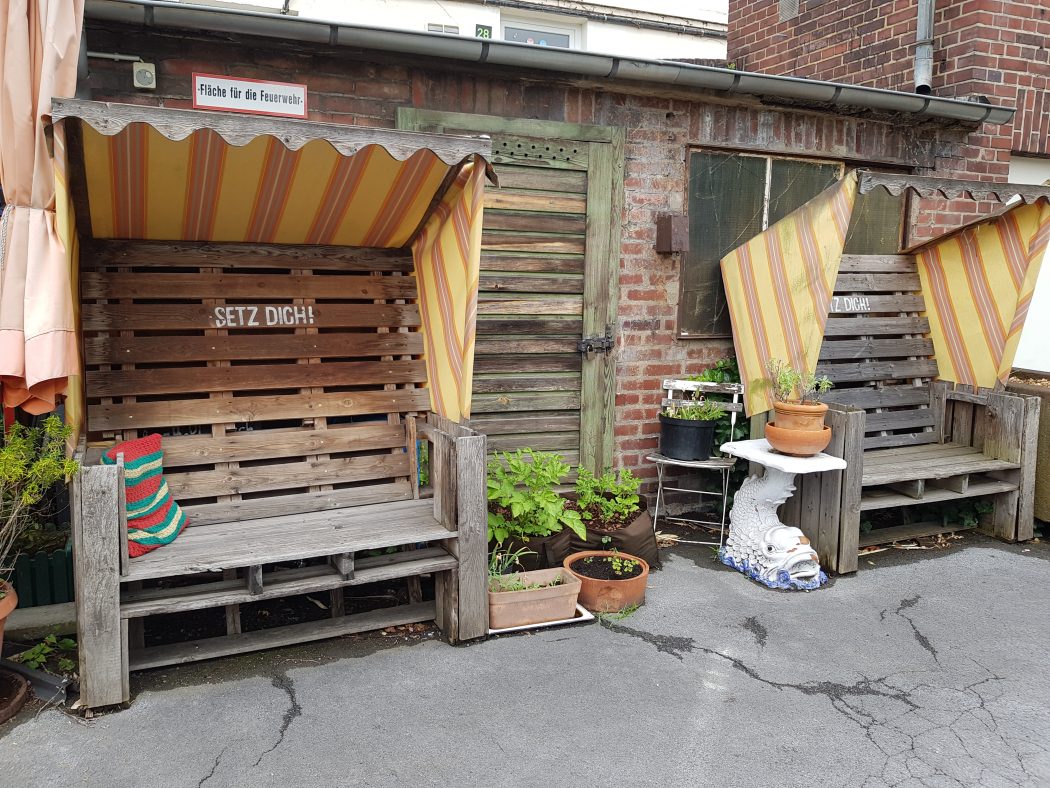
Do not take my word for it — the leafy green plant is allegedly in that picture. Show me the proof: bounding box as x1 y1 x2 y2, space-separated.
596 603 639 625
574 466 641 524
661 398 725 421
908 499 994 529
762 358 833 403
487 449 585 544
608 552 640 576
1 416 79 592
11 633 77 675
488 547 565 592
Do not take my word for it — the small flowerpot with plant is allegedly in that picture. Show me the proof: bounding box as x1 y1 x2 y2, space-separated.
762 358 835 457
563 549 650 613
487 548 582 630
566 466 660 568
487 449 586 571
658 397 725 461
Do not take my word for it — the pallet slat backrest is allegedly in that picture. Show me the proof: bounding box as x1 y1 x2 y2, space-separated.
819 254 940 451
82 241 426 525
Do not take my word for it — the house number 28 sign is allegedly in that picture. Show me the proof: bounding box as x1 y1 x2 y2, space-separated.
211 305 317 328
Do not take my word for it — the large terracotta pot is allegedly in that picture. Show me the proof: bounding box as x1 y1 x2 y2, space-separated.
0 582 18 656
563 550 650 613
767 401 832 457
772 401 828 431
488 567 582 630
765 423 832 457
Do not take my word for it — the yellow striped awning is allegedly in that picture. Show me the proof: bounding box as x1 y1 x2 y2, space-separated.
910 199 1050 388
51 99 493 422
720 171 858 416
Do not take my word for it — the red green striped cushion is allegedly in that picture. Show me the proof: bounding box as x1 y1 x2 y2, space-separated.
103 434 187 557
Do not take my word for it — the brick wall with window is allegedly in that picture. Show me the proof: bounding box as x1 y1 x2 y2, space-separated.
83 22 970 488
729 0 1050 240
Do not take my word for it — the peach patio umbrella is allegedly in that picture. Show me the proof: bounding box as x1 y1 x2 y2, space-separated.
0 0 83 414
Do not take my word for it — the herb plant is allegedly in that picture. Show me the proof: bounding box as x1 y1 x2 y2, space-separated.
764 358 833 403
488 547 565 592
487 449 585 544
574 466 641 525
1 416 79 593
661 398 725 421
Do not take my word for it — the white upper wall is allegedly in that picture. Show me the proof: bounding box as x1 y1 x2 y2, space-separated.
291 0 727 61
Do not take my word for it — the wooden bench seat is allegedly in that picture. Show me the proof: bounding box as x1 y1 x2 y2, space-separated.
72 240 489 711
776 254 1041 573
861 443 1021 486
121 498 454 582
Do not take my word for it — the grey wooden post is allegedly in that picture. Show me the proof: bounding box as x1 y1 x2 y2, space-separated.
73 464 129 708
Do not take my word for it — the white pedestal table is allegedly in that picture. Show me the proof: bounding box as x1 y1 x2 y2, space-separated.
718 438 847 591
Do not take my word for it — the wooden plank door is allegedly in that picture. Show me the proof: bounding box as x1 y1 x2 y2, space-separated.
398 110 624 472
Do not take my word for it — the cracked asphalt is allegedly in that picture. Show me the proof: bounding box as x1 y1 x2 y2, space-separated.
2 532 1049 787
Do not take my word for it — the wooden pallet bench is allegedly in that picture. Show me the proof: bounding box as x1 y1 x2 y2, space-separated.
778 254 1040 573
71 240 488 710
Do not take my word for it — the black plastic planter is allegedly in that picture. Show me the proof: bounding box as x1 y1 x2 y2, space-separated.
658 414 716 461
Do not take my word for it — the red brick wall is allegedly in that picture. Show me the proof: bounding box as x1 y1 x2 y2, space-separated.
83 23 970 487
730 0 1050 240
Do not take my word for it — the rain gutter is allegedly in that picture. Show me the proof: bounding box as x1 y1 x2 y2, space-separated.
84 0 1015 126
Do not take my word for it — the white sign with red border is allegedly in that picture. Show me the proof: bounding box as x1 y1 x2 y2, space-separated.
192 73 308 119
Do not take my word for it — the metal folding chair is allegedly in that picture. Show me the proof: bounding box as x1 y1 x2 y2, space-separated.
647 378 743 546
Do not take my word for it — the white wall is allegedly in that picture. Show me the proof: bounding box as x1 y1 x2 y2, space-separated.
1009 156 1050 374
293 0 727 60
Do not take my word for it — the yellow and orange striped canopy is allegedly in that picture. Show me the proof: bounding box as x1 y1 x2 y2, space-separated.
720 171 858 416
912 199 1050 388
52 100 493 422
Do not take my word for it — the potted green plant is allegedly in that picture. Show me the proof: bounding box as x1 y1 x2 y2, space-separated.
487 548 582 630
567 466 660 568
762 358 835 456
658 397 725 461
1 416 79 653
562 549 650 613
487 449 586 571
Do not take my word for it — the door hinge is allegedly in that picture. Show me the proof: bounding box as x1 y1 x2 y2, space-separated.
578 326 614 356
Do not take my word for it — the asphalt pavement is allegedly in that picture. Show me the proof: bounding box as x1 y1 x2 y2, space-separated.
2 531 1048 788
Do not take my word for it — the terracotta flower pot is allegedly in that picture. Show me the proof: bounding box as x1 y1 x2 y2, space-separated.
563 550 649 613
488 567 582 629
0 582 18 656
772 401 828 431
765 423 832 457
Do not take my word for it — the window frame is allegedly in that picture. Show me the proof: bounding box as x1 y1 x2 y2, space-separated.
677 148 845 340
500 15 581 49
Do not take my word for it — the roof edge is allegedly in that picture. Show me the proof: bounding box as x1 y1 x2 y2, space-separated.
84 0 1015 126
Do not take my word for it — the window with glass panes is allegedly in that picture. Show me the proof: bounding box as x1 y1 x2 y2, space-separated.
678 151 904 338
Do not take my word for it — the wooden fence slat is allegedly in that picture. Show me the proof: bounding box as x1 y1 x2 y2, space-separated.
82 302 420 332
824 317 930 336
83 240 413 272
1016 394 1041 541
81 271 417 300
822 385 931 410
160 423 409 467
167 453 411 501
89 388 431 432
87 360 427 398
815 359 939 383
819 338 934 360
85 332 424 365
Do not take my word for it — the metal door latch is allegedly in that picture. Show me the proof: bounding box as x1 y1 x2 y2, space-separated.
578 326 614 356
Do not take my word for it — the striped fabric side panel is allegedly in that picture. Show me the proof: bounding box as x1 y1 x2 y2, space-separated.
721 171 858 416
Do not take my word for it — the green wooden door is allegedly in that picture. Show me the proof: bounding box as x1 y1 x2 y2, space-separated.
398 109 623 471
